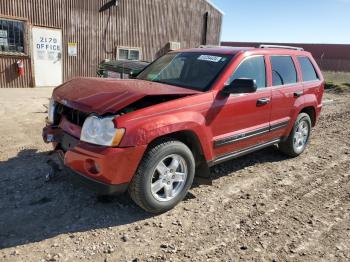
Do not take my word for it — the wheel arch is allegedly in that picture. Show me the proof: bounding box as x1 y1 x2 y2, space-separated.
145 130 211 178
300 106 316 127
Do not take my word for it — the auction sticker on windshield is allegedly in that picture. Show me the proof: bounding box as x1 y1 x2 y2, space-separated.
197 55 223 62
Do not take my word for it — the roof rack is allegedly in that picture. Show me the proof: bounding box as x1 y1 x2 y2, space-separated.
259 44 304 51
198 45 222 48
198 45 238 49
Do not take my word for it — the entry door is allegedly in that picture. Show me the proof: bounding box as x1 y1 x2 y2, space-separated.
268 55 304 137
32 27 63 87
211 90 272 157
211 56 272 158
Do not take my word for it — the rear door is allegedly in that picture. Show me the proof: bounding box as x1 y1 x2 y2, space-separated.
268 55 304 138
297 56 323 106
211 55 272 157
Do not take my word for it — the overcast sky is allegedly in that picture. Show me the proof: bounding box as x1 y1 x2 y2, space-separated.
211 0 350 44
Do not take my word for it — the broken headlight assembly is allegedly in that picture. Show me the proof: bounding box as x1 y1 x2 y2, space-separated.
80 115 125 147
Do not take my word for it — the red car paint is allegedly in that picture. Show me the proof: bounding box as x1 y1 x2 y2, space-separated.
53 78 200 115
43 47 324 192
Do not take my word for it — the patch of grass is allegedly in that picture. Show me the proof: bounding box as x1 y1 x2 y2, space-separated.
323 71 350 93
325 81 350 93
323 71 350 85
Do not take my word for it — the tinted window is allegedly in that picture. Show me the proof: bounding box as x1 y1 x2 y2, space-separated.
137 52 232 91
228 56 266 88
271 56 297 86
298 56 319 82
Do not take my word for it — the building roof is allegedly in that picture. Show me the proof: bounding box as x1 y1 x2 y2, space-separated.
205 0 225 15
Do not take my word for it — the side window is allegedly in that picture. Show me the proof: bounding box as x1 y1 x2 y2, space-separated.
298 56 319 82
271 56 297 86
228 56 266 89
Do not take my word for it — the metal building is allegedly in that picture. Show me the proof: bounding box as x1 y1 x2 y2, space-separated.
222 42 350 72
0 0 223 87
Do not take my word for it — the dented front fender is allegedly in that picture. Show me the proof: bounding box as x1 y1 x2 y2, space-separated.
117 92 215 161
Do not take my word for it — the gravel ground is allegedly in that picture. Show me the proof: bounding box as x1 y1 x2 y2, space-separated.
0 88 349 262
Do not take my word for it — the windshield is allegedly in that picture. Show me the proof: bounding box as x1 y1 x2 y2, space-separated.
137 52 233 91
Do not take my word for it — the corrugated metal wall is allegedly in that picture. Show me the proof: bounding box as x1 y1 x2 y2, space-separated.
0 0 222 88
0 56 33 88
222 42 350 72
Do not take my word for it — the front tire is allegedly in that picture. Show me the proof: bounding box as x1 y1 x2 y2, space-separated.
128 139 195 213
279 113 312 157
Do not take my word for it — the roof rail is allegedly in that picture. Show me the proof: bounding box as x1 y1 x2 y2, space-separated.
198 45 236 49
198 45 222 48
259 44 304 51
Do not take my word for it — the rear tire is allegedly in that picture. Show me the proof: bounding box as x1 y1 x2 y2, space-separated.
279 113 312 157
128 139 195 213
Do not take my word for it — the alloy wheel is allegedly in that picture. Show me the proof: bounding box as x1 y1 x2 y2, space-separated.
150 154 188 202
293 120 309 152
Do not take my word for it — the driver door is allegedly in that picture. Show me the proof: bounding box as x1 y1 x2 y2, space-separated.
210 55 272 158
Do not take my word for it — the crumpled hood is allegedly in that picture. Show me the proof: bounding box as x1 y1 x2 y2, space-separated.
53 78 200 114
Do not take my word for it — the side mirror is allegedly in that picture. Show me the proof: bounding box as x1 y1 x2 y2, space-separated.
221 78 258 96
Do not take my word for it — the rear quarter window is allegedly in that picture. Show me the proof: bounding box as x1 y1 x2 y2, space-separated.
271 56 297 86
298 56 319 82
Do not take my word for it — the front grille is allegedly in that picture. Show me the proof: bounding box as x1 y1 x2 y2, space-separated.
54 103 89 127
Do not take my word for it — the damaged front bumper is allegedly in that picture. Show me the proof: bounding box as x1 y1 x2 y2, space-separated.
43 126 147 195
66 167 129 195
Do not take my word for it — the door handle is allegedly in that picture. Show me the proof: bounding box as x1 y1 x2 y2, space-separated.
294 91 303 98
257 98 271 106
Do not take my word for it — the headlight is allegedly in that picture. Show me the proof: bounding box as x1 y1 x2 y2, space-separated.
80 115 125 147
47 98 56 124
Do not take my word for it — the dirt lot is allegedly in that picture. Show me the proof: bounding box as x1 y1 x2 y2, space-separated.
0 87 349 262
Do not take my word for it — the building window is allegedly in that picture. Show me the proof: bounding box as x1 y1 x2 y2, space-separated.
117 47 141 61
0 18 25 54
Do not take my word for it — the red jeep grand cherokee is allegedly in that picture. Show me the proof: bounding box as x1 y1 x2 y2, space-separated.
43 45 324 213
